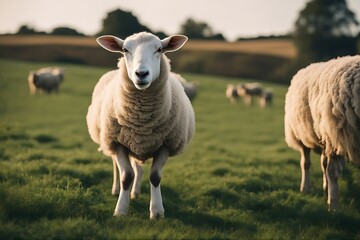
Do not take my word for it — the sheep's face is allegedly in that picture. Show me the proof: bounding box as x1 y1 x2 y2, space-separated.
122 35 162 90
97 32 188 90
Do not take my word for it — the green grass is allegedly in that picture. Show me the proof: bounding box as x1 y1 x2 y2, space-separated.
0 58 359 239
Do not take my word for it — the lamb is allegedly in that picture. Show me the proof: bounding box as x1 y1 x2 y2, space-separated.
226 84 239 104
86 32 195 219
237 82 263 105
28 67 64 95
284 55 360 210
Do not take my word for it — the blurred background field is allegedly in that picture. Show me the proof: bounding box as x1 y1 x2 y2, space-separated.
0 58 359 239
0 35 293 83
1 0 360 239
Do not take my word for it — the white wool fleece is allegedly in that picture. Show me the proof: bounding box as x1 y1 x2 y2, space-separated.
285 55 360 165
86 55 195 161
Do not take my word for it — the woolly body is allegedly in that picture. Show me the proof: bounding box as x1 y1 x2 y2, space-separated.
285 55 360 164
284 55 360 210
87 56 194 161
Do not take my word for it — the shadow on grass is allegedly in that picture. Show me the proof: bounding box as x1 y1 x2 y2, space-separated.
34 134 58 144
161 186 257 235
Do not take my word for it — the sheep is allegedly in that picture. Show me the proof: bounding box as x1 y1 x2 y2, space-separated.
174 73 198 102
28 67 64 95
259 89 273 108
86 32 195 219
284 55 360 210
226 84 239 104
237 82 263 105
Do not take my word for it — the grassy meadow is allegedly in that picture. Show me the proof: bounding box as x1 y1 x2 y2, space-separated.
0 58 359 239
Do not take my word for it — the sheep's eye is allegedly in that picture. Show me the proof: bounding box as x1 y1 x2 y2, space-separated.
156 48 162 53
122 48 128 53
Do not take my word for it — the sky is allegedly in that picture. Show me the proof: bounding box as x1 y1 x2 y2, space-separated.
1 0 360 41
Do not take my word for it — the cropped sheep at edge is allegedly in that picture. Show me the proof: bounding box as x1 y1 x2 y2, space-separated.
285 55 360 164
284 55 360 210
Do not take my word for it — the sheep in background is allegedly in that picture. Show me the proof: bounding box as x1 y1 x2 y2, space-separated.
226 84 239 104
173 73 198 102
284 55 360 210
237 82 263 105
28 67 64 95
86 32 195 219
259 89 273 108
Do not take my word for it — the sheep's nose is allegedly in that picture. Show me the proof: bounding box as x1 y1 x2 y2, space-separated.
135 70 149 79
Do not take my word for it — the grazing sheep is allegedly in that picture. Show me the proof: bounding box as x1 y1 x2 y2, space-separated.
226 84 239 104
174 73 198 102
28 67 64 95
86 32 195 219
284 55 360 210
259 89 273 108
237 82 263 105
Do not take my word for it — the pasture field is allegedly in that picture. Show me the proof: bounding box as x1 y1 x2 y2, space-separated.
0 58 359 239
0 35 296 59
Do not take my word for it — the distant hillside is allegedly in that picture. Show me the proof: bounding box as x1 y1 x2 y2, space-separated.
0 35 296 83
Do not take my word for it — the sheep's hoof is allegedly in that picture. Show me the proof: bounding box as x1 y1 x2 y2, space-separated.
131 193 140 199
327 199 338 211
113 211 127 217
111 191 119 196
150 212 165 220
111 186 120 196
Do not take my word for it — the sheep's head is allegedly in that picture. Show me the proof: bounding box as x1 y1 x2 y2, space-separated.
97 32 188 90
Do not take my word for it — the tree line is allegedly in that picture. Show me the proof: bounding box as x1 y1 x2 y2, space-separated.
15 9 225 40
14 0 360 77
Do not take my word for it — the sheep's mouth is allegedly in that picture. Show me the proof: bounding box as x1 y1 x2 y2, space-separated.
134 81 151 90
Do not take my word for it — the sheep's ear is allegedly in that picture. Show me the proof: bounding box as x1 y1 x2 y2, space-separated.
161 35 188 53
96 35 124 53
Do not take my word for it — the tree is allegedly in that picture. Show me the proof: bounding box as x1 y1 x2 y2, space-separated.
98 9 150 38
294 0 359 65
16 25 46 35
51 27 84 36
180 18 225 40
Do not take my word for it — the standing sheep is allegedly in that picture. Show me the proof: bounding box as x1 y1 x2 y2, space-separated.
284 55 360 210
259 89 273 108
28 67 64 95
86 32 195 219
237 82 263 105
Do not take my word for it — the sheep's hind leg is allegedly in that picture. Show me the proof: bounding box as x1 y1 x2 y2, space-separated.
130 156 143 199
320 153 328 193
300 146 311 193
149 148 169 219
113 146 134 216
111 155 120 195
326 154 344 211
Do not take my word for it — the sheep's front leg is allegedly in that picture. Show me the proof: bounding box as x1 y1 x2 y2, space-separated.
300 146 311 193
130 156 143 199
149 148 169 219
111 155 120 195
244 95 252 105
113 146 134 216
326 154 344 211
